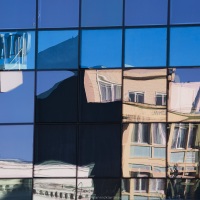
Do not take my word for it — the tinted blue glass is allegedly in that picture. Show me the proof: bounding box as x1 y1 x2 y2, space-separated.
38 0 79 28
171 0 200 24
125 0 168 26
36 71 78 122
0 125 33 178
170 27 200 66
0 72 34 123
125 28 167 67
0 31 35 70
0 0 36 29
81 30 122 68
37 31 78 69
81 0 123 27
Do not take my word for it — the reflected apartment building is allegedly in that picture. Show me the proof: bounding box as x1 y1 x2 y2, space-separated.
84 69 122 103
123 69 166 122
168 69 200 122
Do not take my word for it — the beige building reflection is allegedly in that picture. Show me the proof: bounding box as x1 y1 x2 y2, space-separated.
122 178 166 200
167 123 200 178
168 69 200 122
84 69 121 103
122 123 166 178
123 69 166 122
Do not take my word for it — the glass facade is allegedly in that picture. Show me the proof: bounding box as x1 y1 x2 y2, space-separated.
0 1 200 200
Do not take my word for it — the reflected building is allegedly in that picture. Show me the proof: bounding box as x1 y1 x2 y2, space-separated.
122 123 166 178
123 69 166 122
0 179 32 200
84 69 121 103
168 68 200 122
122 178 166 200
167 123 200 179
0 32 31 70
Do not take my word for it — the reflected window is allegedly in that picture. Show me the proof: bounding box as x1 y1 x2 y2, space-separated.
149 179 165 193
37 30 78 69
81 29 122 68
38 0 79 28
152 123 166 145
171 124 188 149
0 31 35 70
132 123 150 143
129 92 144 103
125 0 168 26
81 0 122 27
156 93 166 106
125 28 167 67
134 179 148 192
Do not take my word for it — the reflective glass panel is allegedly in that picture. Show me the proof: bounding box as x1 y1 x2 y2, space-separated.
78 125 121 177
81 29 122 68
38 0 79 28
36 71 78 122
0 31 35 70
123 69 167 122
0 179 32 200
37 30 78 69
0 125 33 178
79 70 122 122
168 68 200 122
81 0 123 27
0 71 34 123
125 0 168 26
125 28 167 67
170 27 200 66
0 0 36 29
34 125 76 177
167 179 200 199
33 179 76 200
171 0 200 24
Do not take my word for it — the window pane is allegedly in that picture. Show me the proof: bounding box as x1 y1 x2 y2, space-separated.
78 125 121 177
123 69 167 122
125 0 168 26
170 0 200 24
36 71 78 122
170 152 184 162
37 31 78 69
170 27 200 66
152 123 166 145
0 179 32 199
188 126 197 148
125 28 167 67
154 147 166 159
185 152 198 163
0 31 35 70
0 125 33 178
34 125 76 177
81 0 122 27
0 0 36 29
80 70 122 122
38 0 79 28
131 146 151 158
81 29 122 68
0 72 34 123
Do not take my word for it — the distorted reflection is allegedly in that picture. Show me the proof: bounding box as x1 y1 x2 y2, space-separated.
167 123 200 178
168 68 200 122
123 123 166 178
36 71 78 122
84 70 121 103
122 178 166 200
80 70 122 122
0 125 33 178
167 179 200 199
33 179 77 200
0 179 32 200
0 32 35 70
37 31 78 69
123 69 167 122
